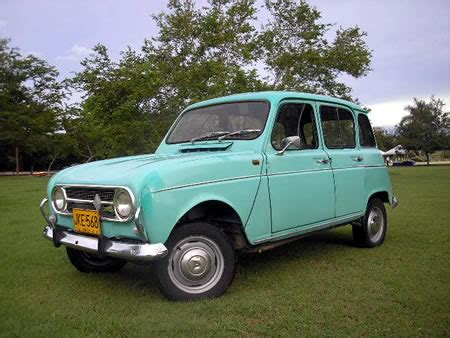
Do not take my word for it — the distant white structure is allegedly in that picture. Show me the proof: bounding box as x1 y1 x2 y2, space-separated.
380 145 407 165
380 145 406 157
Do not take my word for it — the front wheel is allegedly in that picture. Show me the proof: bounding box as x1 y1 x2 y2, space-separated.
352 198 387 248
66 247 127 273
154 222 236 301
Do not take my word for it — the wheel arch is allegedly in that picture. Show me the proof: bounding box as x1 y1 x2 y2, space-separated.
366 190 390 210
169 199 249 250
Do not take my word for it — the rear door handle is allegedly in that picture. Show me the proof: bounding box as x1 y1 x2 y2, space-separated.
352 156 364 162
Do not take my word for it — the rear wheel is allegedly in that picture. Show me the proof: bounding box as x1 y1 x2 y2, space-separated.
155 222 236 301
66 247 127 273
353 198 387 248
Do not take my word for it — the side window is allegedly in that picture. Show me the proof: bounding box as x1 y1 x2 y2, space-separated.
338 108 356 148
358 114 376 147
320 105 356 148
320 106 340 148
271 103 318 150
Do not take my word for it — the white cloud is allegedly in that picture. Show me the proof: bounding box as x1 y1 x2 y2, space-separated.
367 94 450 127
56 44 91 62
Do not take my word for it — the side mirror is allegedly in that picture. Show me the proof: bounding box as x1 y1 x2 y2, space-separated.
277 136 302 155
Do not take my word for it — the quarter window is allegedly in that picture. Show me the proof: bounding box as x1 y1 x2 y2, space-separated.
358 114 376 147
271 103 318 150
320 106 356 148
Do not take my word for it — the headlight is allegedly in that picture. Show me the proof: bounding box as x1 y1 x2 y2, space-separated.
113 189 133 219
53 187 66 211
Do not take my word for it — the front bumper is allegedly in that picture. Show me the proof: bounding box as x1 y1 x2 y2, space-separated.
40 197 168 261
43 226 168 261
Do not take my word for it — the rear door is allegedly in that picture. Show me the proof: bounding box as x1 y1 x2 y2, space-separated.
266 101 335 233
318 104 365 217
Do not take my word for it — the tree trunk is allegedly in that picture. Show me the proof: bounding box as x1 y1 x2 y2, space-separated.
15 146 19 175
426 152 430 165
47 154 59 176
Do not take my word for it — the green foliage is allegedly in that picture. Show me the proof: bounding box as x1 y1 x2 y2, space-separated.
0 38 66 170
397 96 450 164
70 0 372 159
260 0 371 99
373 127 397 151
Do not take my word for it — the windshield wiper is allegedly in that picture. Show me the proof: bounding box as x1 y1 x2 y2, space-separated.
190 131 230 143
217 129 261 141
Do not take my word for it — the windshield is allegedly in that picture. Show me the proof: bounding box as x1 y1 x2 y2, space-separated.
166 101 270 144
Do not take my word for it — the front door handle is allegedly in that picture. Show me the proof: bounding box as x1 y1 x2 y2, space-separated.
316 158 329 164
352 156 364 162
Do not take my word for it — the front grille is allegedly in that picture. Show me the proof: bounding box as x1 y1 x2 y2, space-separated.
65 187 115 202
57 186 133 222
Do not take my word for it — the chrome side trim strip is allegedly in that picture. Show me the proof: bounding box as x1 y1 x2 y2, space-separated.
267 168 330 177
254 212 363 244
152 174 262 193
43 226 167 261
65 197 114 205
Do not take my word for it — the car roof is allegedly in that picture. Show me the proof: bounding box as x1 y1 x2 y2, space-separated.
185 91 365 113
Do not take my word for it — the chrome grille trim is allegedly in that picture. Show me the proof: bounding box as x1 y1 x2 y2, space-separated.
52 184 135 222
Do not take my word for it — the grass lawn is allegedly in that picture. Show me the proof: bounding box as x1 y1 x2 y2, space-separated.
0 167 449 336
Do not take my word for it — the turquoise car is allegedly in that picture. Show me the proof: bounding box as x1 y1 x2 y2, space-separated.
40 91 398 301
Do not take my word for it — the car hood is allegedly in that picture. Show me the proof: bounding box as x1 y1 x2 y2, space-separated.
49 146 263 202
51 153 187 188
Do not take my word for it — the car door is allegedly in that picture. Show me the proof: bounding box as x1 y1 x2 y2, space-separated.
318 103 365 217
266 101 335 233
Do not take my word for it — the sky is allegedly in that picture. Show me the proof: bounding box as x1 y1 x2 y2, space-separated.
1 0 449 127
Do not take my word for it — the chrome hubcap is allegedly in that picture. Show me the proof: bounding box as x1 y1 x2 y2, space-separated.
368 207 384 242
180 249 211 280
168 236 224 294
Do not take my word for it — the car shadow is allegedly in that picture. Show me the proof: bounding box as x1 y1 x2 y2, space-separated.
238 227 355 268
72 227 356 298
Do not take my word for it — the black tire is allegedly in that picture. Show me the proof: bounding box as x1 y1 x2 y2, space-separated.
352 198 387 248
66 247 127 273
154 222 236 301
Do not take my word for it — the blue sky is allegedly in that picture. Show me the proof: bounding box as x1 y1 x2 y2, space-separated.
1 0 449 126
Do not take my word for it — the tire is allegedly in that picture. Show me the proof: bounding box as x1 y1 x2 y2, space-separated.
154 222 236 301
66 247 127 273
352 198 387 248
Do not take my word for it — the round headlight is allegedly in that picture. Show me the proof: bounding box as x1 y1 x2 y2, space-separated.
53 187 66 211
113 189 133 219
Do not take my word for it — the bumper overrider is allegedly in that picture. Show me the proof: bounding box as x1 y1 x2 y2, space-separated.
40 198 168 261
392 196 399 208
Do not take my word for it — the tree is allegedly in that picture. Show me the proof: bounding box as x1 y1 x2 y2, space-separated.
260 0 372 99
0 39 66 173
70 0 372 159
373 127 397 151
397 96 450 165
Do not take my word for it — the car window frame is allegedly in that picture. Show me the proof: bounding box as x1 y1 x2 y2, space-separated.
318 104 357 150
165 100 271 145
270 100 321 152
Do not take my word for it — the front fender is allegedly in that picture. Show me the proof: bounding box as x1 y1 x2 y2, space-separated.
141 176 261 244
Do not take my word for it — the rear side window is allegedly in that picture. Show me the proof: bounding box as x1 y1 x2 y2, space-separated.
358 114 376 147
320 106 355 148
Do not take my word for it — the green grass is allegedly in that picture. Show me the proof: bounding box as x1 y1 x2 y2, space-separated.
0 167 449 336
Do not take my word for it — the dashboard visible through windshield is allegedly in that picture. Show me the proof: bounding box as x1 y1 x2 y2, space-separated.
166 101 270 144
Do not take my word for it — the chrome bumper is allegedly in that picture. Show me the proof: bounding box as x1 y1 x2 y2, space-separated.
392 196 399 208
42 226 168 261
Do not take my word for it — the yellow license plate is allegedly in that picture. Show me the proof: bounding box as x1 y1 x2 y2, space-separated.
73 209 101 236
